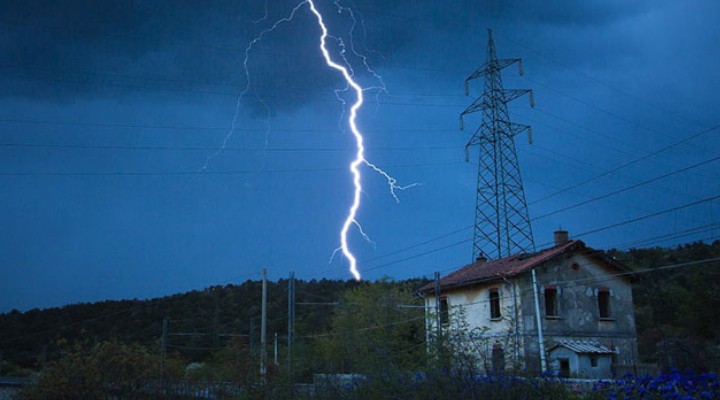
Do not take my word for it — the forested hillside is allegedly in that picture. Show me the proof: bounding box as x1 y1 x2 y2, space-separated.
0 277 428 376
609 240 720 370
1 241 718 376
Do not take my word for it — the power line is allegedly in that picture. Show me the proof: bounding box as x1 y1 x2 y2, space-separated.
525 76 696 144
532 154 720 221
0 141 456 153
301 238 472 279
0 63 466 100
0 70 467 108
450 255 720 309
538 194 720 246
298 316 426 338
2 5 710 155
297 225 472 278
0 117 451 133
494 32 709 129
529 125 720 205
301 194 719 279
314 194 720 279
0 160 463 177
607 222 720 250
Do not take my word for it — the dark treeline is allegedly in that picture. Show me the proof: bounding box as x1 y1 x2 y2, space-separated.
0 277 429 376
609 240 720 371
1 241 719 377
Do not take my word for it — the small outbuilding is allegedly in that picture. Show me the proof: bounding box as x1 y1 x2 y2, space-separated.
548 340 615 379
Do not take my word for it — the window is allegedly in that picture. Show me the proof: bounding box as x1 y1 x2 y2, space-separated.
590 355 598 368
598 288 611 319
489 288 501 319
439 297 449 325
558 358 570 377
544 286 558 317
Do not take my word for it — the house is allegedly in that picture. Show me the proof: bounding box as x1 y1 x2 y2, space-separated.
419 230 638 378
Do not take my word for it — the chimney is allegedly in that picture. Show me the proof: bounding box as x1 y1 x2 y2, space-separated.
475 255 487 265
554 229 569 246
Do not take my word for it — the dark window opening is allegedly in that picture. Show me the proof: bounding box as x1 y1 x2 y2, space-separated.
439 297 449 325
489 289 501 319
559 359 570 377
598 289 611 318
590 355 598 367
544 287 558 317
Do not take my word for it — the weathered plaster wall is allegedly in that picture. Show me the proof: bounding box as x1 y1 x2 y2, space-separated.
519 253 638 373
425 278 524 370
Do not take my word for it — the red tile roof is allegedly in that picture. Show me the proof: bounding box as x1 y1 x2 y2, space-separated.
419 240 597 294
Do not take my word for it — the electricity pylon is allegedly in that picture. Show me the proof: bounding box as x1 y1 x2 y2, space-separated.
460 29 536 261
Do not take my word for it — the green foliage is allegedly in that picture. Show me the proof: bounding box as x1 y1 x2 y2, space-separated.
0 278 372 370
311 279 426 375
22 339 181 400
609 240 720 371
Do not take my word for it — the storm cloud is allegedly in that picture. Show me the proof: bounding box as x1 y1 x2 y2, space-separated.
0 0 658 111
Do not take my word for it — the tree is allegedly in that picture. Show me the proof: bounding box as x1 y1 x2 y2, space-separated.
23 339 181 400
313 279 426 375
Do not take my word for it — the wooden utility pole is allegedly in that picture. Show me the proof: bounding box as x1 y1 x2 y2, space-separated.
260 268 268 377
161 318 168 392
287 271 295 394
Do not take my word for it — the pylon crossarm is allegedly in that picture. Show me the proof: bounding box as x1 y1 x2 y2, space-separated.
461 97 488 116
464 138 483 161
466 62 489 84
508 122 532 143
466 58 521 84
502 89 533 104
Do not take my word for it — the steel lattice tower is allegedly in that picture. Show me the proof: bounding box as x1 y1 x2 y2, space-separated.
460 29 536 261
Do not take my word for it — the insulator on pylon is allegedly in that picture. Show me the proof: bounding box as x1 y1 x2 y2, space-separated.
460 115 464 130
528 92 535 108
465 145 470 162
465 81 469 96
528 127 533 145
518 60 524 76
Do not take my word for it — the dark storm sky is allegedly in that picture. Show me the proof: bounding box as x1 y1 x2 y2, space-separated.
2 0 719 312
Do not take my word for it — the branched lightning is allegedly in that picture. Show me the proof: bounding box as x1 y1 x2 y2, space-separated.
203 0 417 281
333 0 388 102
198 1 307 174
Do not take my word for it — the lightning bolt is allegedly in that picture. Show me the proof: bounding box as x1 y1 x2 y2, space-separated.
308 0 421 281
204 0 416 281
307 0 369 280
